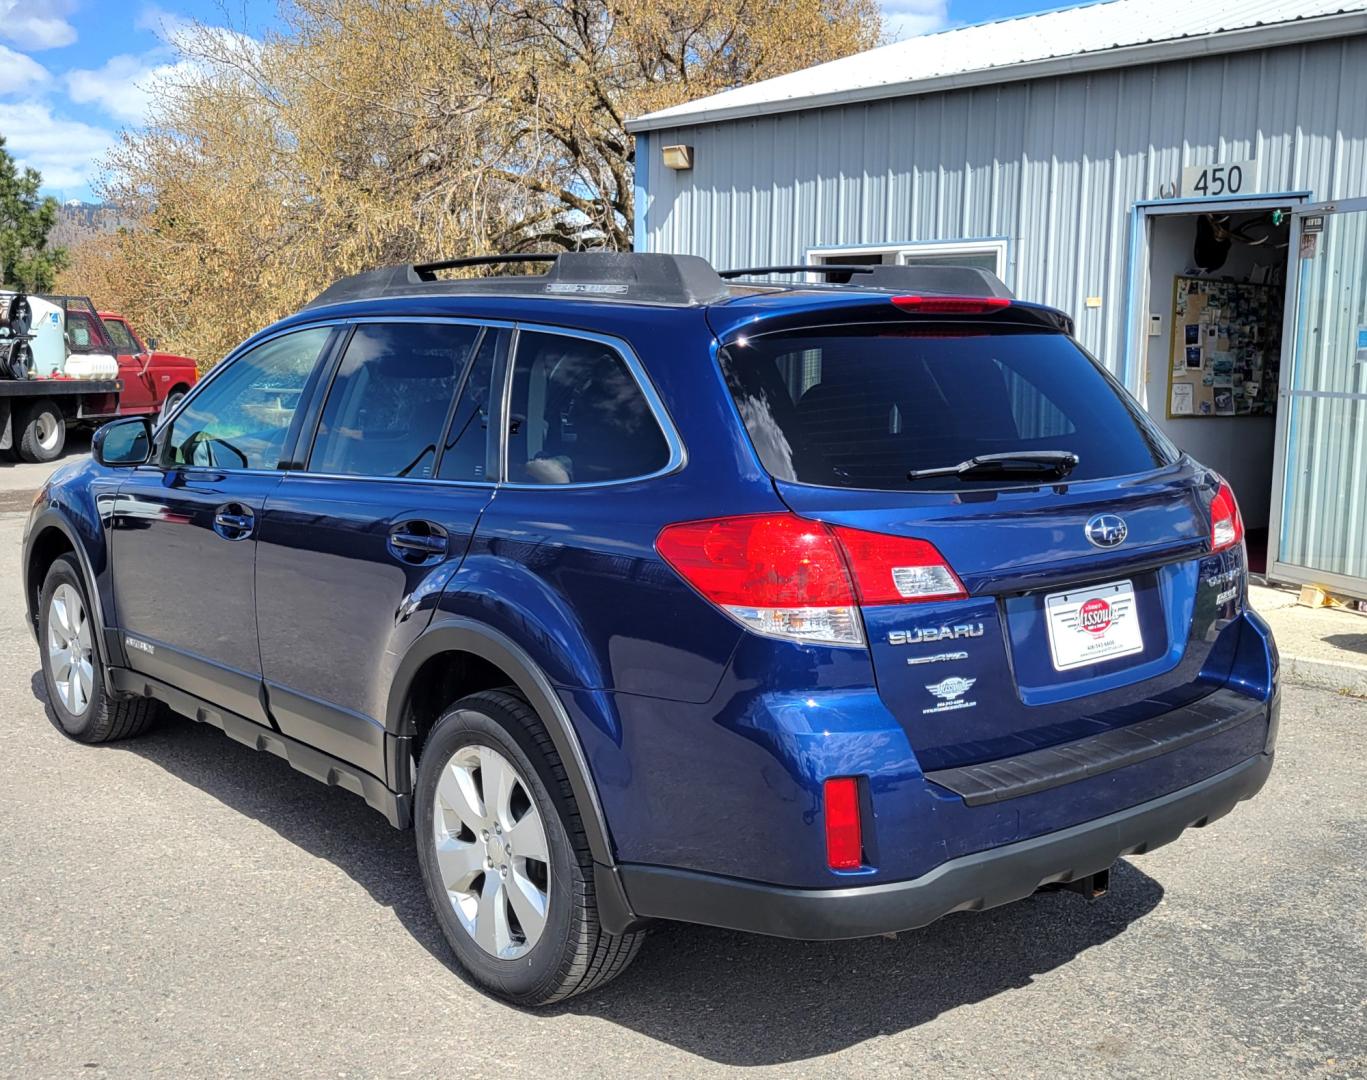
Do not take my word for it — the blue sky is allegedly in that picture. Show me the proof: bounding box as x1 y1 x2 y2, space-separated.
2 0 1081 202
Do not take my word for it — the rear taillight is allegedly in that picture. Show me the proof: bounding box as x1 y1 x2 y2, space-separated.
891 295 1011 315
823 777 863 870
1209 480 1245 553
832 526 966 604
655 513 966 647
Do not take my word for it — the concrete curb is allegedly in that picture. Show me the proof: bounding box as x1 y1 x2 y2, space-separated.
1280 654 1367 698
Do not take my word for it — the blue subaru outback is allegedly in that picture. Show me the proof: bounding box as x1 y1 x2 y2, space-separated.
22 253 1278 1004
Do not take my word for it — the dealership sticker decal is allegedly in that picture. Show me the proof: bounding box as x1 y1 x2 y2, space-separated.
923 676 977 714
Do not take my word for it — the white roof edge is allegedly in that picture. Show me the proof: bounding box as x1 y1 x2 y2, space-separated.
627 11 1367 133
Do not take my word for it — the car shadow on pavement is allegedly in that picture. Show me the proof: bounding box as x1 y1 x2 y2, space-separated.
31 674 1166 1067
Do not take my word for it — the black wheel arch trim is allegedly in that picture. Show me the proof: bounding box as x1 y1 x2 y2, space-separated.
388 617 617 868
23 506 121 670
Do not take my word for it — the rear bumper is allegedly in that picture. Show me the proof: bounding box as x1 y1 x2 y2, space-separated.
618 748 1274 940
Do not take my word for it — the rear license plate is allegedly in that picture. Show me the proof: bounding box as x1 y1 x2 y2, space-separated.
1044 580 1144 671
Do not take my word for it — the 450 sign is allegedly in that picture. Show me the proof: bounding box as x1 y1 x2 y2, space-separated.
1181 160 1255 199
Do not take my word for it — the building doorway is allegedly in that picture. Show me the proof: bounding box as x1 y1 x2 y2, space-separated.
1137 199 1298 573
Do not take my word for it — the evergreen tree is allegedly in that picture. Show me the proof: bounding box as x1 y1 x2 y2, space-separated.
0 135 66 291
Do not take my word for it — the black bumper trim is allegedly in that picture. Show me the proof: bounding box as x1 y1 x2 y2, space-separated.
618 752 1273 941
925 687 1265 806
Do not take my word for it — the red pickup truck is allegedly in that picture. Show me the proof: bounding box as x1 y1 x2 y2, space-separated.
98 312 198 419
0 301 199 463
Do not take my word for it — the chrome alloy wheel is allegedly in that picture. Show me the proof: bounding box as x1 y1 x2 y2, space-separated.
35 411 61 452
433 744 550 959
47 583 94 716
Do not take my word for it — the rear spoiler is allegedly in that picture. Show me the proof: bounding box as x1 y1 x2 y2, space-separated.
713 294 1075 343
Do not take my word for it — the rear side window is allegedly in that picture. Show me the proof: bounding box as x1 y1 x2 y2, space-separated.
505 331 670 485
310 322 480 479
719 326 1172 491
66 311 113 354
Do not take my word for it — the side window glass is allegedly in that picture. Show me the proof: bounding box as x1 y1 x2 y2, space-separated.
437 328 500 482
309 322 479 479
105 320 136 352
164 327 331 471
506 331 670 485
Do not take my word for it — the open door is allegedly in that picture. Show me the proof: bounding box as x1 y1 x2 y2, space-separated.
1268 198 1367 595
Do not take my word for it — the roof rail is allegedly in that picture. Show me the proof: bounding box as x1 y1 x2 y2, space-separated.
305 251 732 309
718 263 1015 299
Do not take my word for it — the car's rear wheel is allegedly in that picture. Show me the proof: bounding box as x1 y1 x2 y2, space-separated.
18 399 66 463
38 555 159 743
414 689 644 1005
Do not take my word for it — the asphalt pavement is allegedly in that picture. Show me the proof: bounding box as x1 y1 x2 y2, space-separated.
1 457 1364 1079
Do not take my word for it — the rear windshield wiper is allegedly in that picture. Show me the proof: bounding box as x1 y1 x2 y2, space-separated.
907 450 1080 482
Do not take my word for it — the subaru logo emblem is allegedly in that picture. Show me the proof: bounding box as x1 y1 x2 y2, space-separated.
1085 514 1128 548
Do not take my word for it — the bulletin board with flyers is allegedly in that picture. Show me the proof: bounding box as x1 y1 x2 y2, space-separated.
1166 276 1281 419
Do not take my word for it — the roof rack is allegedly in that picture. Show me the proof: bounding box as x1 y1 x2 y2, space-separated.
305 252 1017 310
718 263 1015 299
305 252 733 309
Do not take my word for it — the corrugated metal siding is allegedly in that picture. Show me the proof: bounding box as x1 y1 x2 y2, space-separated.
1279 205 1367 578
641 35 1367 380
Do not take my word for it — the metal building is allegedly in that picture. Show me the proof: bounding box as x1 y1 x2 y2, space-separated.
628 0 1367 598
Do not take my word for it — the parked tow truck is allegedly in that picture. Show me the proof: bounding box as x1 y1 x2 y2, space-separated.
0 294 197 463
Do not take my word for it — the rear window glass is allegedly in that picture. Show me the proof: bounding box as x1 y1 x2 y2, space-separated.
719 326 1173 491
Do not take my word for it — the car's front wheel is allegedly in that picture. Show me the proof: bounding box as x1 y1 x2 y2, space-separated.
414 689 644 1005
38 555 159 742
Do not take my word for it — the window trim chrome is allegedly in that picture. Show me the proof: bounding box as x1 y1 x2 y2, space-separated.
497 322 686 490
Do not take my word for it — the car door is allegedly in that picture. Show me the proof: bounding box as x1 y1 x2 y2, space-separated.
253 319 504 777
109 324 338 723
102 317 155 413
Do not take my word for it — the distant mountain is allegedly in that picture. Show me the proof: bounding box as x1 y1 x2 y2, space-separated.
50 201 127 249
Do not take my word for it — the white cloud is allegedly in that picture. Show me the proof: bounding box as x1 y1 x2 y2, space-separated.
0 42 48 93
136 3 196 41
0 101 116 193
65 17 261 127
882 0 950 40
66 55 154 125
65 53 203 126
0 0 77 49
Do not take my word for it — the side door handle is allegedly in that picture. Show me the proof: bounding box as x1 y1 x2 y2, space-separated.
388 521 448 565
213 503 255 541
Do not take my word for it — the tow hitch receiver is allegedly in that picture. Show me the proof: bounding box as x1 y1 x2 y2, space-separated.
1040 866 1111 899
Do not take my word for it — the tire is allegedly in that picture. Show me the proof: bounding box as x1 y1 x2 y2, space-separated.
160 389 187 423
414 689 645 1005
37 555 159 743
18 399 66 463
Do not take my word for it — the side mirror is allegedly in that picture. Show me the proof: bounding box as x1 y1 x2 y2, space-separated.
93 416 154 467
146 337 159 350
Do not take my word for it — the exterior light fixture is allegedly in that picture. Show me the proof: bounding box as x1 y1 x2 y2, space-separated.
662 144 694 170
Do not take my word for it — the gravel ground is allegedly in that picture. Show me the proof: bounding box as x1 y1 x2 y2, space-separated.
0 498 1363 1079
